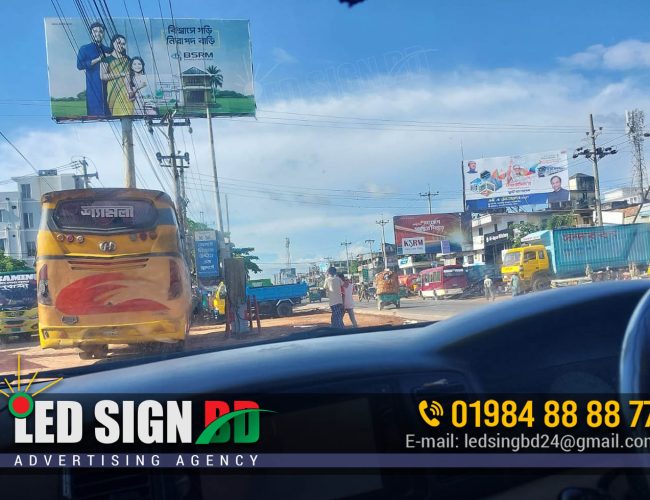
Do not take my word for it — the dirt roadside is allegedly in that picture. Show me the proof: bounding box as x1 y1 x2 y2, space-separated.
0 308 407 375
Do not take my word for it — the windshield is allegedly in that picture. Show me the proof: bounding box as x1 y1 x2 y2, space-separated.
4 0 650 496
443 268 465 277
52 199 159 231
0 274 37 309
503 252 522 266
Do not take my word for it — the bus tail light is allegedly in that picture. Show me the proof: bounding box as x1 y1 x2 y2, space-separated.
66 234 74 243
148 231 157 240
139 232 148 241
38 265 52 305
168 260 182 299
56 234 65 242
76 235 84 243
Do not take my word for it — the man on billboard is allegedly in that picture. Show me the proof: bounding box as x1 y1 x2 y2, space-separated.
76 22 111 117
466 161 478 174
547 175 570 203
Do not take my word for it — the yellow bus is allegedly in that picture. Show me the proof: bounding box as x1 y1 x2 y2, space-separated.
36 188 192 359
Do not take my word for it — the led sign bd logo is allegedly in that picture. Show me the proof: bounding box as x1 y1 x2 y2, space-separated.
2 355 63 419
195 401 275 444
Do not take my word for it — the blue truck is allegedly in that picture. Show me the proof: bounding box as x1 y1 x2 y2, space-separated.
246 282 309 317
502 223 650 291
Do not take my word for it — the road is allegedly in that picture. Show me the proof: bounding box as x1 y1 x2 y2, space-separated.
345 294 512 322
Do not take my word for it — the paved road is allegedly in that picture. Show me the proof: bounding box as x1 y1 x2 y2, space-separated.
307 293 514 323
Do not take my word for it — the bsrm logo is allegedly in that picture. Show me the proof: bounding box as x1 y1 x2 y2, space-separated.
172 52 214 60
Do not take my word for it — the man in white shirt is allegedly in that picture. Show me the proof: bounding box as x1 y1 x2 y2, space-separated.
340 274 358 328
324 267 344 328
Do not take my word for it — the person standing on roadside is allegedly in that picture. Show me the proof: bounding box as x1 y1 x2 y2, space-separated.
324 267 345 328
511 273 521 297
484 275 495 302
340 274 359 328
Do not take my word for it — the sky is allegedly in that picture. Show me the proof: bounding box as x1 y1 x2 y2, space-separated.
2 0 650 279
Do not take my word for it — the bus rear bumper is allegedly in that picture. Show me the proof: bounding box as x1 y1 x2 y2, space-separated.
38 319 186 349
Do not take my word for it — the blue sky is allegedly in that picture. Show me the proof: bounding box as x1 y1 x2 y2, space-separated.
2 0 650 278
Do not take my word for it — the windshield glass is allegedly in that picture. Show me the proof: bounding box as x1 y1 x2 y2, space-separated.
52 199 159 231
0 1 644 388
0 273 37 309
503 252 521 266
443 268 465 277
4 1 650 496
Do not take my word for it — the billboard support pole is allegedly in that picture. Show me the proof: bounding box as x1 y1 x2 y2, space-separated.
207 106 225 235
121 118 136 188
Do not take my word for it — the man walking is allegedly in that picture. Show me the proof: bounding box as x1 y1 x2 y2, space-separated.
324 267 345 329
341 275 359 328
511 273 521 297
77 22 111 116
484 275 495 302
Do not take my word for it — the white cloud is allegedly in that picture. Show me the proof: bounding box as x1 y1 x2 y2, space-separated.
3 66 646 278
559 40 650 70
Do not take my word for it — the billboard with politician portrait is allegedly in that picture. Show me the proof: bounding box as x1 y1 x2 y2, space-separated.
44 18 255 121
393 213 470 255
464 150 569 210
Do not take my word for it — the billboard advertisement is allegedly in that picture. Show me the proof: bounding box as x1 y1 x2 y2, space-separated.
194 231 219 278
464 150 569 210
393 213 469 255
44 18 255 121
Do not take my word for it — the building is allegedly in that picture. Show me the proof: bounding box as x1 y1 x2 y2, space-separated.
471 213 549 266
569 173 596 210
0 170 79 267
181 67 212 107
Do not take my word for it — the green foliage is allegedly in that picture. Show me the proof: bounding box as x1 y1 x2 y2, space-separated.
0 252 31 273
232 247 262 276
510 214 577 246
510 222 540 247
186 218 212 233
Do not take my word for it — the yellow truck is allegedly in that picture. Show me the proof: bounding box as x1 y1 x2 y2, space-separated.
502 224 650 292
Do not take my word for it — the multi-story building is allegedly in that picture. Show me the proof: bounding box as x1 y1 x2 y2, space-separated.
0 170 79 267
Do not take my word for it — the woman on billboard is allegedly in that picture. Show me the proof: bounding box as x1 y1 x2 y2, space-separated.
100 34 134 116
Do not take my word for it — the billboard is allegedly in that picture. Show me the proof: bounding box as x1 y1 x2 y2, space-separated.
194 231 219 278
393 213 469 255
44 18 255 121
464 150 569 210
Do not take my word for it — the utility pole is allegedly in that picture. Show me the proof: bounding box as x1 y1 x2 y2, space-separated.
573 114 617 227
341 240 352 276
225 193 231 236
207 106 225 234
285 237 291 268
364 239 375 268
149 112 191 233
376 216 390 270
419 184 439 214
75 158 98 188
121 118 136 188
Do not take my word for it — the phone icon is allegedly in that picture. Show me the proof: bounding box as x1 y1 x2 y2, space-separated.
418 400 444 427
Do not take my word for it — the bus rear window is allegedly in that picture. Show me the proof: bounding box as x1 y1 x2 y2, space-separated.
52 199 158 231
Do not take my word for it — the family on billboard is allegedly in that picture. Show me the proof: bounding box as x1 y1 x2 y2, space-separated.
465 150 570 209
77 22 156 118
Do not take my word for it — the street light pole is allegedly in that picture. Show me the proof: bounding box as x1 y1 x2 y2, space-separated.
573 114 617 227
376 217 390 270
341 240 351 276
419 184 439 214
